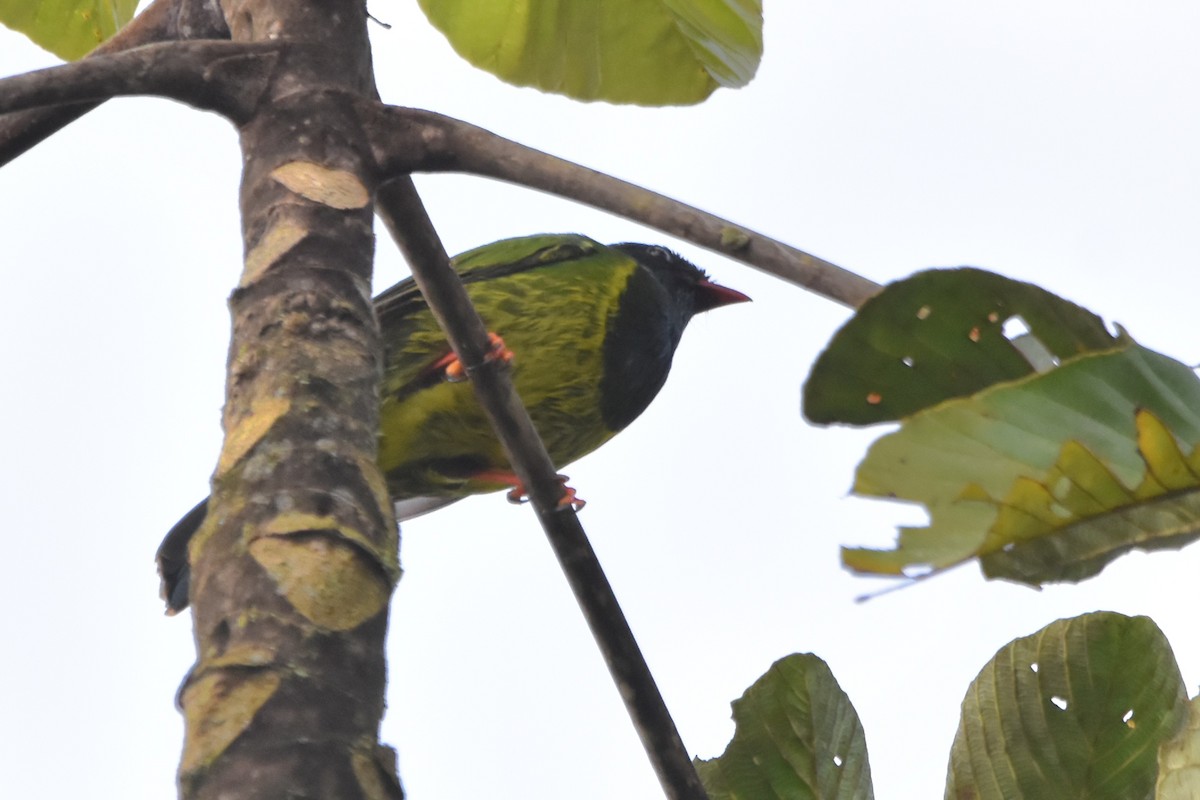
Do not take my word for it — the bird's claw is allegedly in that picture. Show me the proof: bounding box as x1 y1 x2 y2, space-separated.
505 475 585 512
556 484 586 512
439 332 514 382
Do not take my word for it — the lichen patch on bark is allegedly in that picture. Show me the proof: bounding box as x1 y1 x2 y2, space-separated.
270 161 370 209
242 220 308 287
180 669 283 773
216 394 292 477
249 532 389 629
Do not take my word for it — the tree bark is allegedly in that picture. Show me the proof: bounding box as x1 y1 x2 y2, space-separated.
177 2 402 797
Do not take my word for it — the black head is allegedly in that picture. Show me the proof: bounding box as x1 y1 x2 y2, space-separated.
612 243 750 325
597 244 749 432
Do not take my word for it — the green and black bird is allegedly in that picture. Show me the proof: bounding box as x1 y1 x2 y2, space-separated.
157 233 749 611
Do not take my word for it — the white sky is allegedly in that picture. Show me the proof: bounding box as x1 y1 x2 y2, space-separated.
3 2 1200 798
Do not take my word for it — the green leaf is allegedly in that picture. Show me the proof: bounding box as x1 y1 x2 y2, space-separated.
803 268 1200 585
842 342 1200 583
696 654 874 800
1157 696 1200 799
804 268 1121 426
0 0 137 61
414 0 763 105
946 612 1187 800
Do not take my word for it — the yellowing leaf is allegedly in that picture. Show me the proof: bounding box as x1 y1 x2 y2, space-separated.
806 268 1200 586
843 344 1200 585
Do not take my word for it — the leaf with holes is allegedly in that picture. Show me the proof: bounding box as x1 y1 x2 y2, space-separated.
804 267 1200 585
414 0 762 105
695 654 874 800
803 267 1121 426
0 0 137 60
946 612 1187 800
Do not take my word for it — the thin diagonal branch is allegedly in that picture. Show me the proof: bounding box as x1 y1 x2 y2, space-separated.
0 0 229 167
376 177 710 800
0 40 284 122
367 105 881 307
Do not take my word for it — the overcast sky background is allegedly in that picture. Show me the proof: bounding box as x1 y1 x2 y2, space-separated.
3 2 1200 798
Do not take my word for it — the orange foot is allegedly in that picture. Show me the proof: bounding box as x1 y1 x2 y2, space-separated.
431 333 514 382
474 469 586 512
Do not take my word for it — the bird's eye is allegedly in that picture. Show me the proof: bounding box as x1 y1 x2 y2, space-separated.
646 246 667 259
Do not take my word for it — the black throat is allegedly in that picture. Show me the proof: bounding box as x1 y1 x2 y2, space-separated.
598 265 687 431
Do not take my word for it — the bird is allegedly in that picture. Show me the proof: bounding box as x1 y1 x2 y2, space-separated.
156 233 749 612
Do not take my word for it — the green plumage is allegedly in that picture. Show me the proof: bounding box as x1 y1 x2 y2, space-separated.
376 235 636 500
157 233 748 611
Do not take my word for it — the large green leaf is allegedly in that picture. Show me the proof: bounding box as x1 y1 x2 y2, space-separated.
945 612 1187 800
414 0 762 105
0 0 137 60
804 268 1200 585
844 343 1200 582
696 654 874 800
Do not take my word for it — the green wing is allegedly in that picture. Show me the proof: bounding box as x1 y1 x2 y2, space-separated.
374 234 606 397
373 233 603 318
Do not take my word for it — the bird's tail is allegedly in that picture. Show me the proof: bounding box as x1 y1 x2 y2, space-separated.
156 494 460 614
156 498 208 614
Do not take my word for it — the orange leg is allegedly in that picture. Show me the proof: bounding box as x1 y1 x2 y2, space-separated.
430 332 514 382
472 469 586 512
